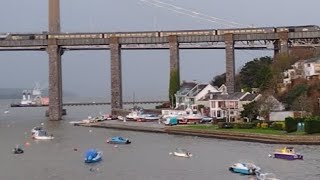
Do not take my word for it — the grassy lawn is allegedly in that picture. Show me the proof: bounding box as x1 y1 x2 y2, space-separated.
175 124 307 135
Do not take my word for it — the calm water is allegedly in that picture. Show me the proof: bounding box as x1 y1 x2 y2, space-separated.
0 99 319 180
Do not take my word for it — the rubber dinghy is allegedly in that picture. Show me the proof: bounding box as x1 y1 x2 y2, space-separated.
84 149 102 163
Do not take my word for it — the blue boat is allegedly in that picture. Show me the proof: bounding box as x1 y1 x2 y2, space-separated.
229 162 260 175
107 136 131 144
84 149 102 163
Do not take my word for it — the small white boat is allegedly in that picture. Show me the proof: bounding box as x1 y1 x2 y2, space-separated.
256 172 280 180
172 148 192 158
32 130 54 140
143 114 160 121
31 126 43 134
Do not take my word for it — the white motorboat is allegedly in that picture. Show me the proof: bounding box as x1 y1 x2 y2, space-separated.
256 172 280 180
32 130 54 140
143 114 160 121
126 110 144 120
31 126 43 134
229 162 260 175
172 148 192 158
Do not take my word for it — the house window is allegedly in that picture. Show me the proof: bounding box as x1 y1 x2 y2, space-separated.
218 101 225 108
307 64 311 67
211 110 216 117
217 111 221 117
211 101 216 108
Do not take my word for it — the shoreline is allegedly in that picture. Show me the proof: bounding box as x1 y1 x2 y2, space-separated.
78 121 320 145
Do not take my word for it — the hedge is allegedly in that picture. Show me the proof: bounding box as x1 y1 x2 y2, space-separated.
217 122 233 129
285 117 298 133
233 123 255 129
304 117 320 134
271 122 285 131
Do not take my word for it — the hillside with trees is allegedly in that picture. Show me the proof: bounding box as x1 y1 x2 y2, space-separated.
211 48 320 116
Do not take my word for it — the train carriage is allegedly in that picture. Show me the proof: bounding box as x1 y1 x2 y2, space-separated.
159 29 214 37
48 33 103 39
103 31 158 38
216 27 275 35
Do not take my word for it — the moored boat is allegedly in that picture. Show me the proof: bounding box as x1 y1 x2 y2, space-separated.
140 114 160 122
84 149 102 163
172 148 192 158
107 136 131 144
229 162 260 175
12 145 24 154
256 172 280 180
271 147 303 160
32 130 54 140
31 126 43 134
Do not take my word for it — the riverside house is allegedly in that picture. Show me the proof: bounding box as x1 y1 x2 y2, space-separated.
205 89 261 122
174 81 222 109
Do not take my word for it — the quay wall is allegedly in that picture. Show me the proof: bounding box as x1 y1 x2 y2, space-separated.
79 121 320 145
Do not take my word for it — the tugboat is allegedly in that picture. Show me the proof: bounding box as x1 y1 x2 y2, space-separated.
271 147 303 160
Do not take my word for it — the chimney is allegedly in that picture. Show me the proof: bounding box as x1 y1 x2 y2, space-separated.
27 93 31 100
210 93 213 99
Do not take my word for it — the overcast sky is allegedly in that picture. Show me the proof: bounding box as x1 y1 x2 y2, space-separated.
0 0 319 100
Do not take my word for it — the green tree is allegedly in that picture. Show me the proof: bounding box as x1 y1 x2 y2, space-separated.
169 69 180 107
239 56 272 90
285 84 308 109
210 73 226 87
240 101 259 121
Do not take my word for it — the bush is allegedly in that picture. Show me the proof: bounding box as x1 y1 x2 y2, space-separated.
304 117 320 134
260 122 269 129
285 117 298 133
233 122 255 129
217 122 233 129
271 122 285 130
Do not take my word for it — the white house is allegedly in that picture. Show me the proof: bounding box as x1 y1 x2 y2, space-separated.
303 57 320 79
282 57 320 84
208 92 261 122
175 81 221 109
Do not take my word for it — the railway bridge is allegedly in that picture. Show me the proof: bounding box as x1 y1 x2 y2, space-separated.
1 0 320 120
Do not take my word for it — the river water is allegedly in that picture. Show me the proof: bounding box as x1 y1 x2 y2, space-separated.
0 100 319 180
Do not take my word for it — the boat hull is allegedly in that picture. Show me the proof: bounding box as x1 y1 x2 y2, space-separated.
273 153 303 160
85 152 102 163
33 136 54 140
108 140 131 144
229 167 254 175
173 152 191 158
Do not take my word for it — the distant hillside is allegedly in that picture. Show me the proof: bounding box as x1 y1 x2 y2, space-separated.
0 88 78 99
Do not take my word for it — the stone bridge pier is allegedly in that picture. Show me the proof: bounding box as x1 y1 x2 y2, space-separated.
225 34 235 94
47 40 63 120
110 37 123 114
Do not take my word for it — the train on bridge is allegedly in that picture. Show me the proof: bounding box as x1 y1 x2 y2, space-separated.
0 25 319 41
